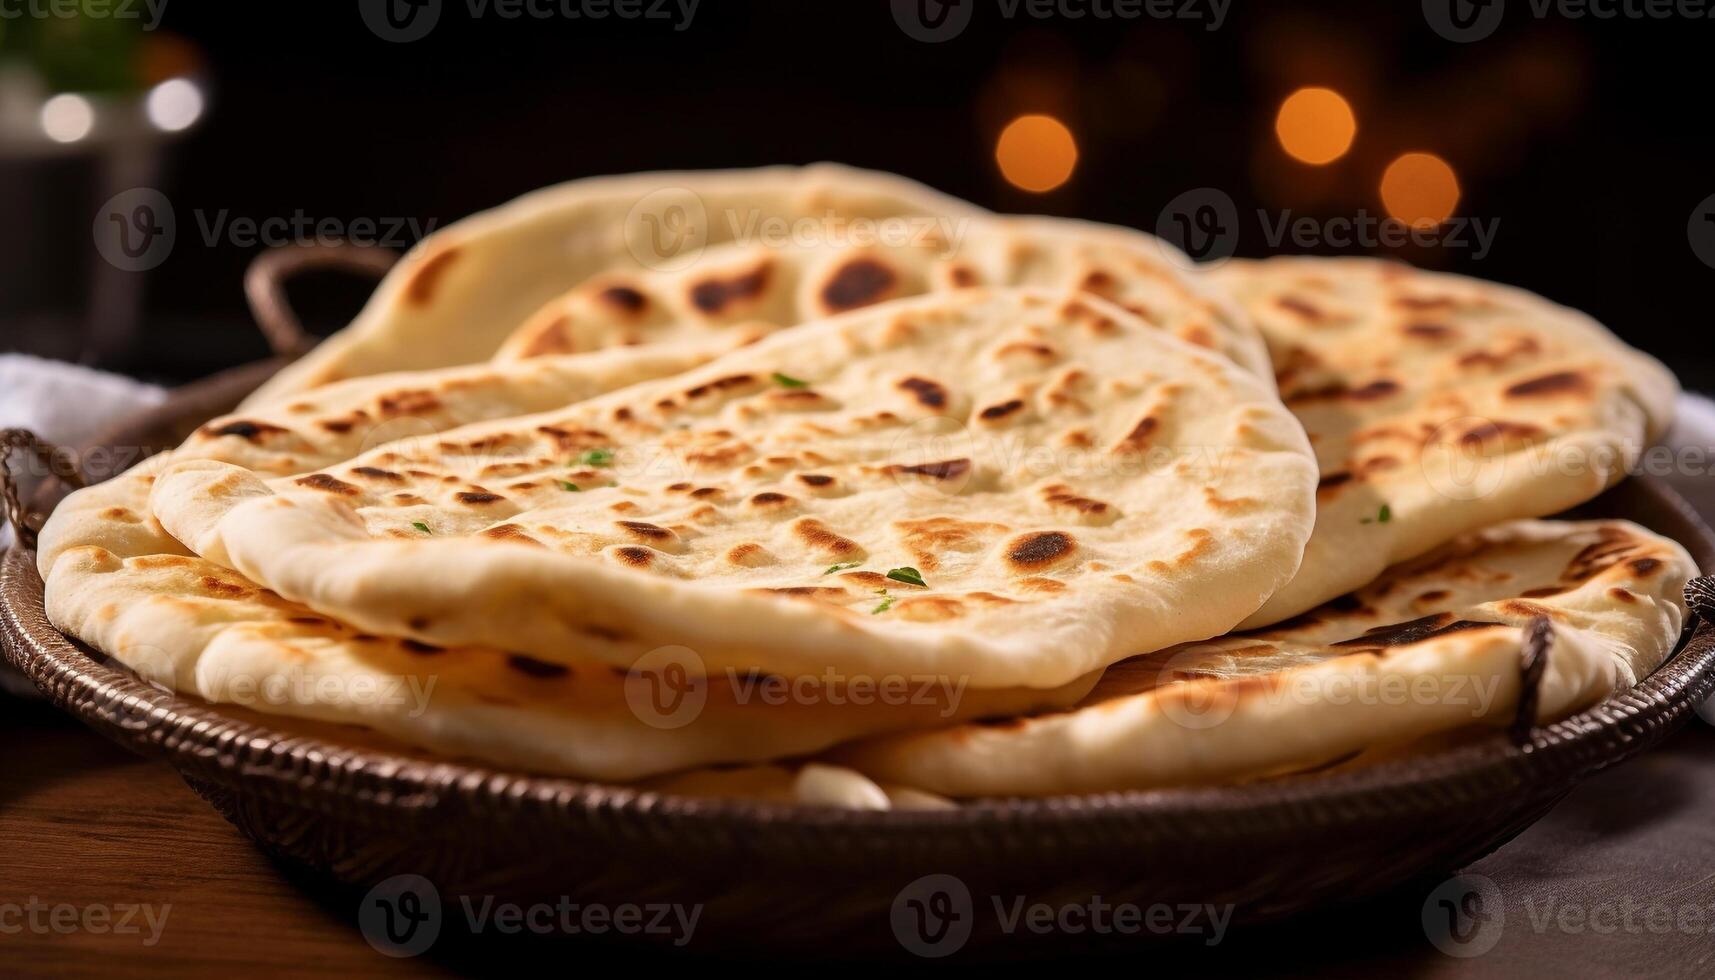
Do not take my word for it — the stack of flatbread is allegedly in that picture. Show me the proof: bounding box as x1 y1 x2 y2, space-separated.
36 166 1696 809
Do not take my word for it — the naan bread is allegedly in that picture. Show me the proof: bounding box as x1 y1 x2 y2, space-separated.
834 519 1695 796
1206 257 1677 628
43 546 1094 781
642 763 956 811
494 215 1272 383
145 288 1318 690
244 164 984 408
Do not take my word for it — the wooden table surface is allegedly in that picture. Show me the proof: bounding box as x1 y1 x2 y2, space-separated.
4 688 1714 975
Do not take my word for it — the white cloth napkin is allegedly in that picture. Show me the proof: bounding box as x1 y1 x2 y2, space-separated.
0 356 165 697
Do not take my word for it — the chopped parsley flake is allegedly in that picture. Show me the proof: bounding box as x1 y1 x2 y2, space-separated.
885 567 927 587
824 561 862 576
411 522 431 534
558 480 581 492
772 372 809 388
872 590 896 615
576 448 615 467
1362 504 1393 525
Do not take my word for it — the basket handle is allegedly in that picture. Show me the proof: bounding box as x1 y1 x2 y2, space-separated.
1685 576 1715 621
244 242 398 358
1508 617 1554 745
1 429 86 551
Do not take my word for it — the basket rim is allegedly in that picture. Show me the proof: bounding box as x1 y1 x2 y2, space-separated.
6 476 1714 834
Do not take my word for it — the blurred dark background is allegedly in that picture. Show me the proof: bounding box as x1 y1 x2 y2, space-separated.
2 0 1711 388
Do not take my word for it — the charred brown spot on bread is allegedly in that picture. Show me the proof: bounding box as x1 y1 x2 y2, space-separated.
599 284 648 314
1060 298 1119 335
507 654 568 679
889 458 971 480
198 576 250 598
725 542 770 566
685 374 758 399
1506 370 1590 399
1116 415 1158 451
1203 487 1260 512
1016 576 1067 593
1005 530 1076 571
1416 589 1451 603
1629 557 1663 576
1080 269 1117 296
749 492 794 508
1498 599 1557 619
689 486 724 499
1276 295 1327 321
1608 587 1638 603
792 518 862 556
456 491 505 505
404 247 461 307
1563 530 1641 580
1521 586 1567 598
688 261 771 314
979 399 1025 421
100 507 140 523
407 616 432 631
353 466 404 482
1041 484 1109 516
947 264 979 287
1403 322 1457 340
754 586 847 601
820 257 898 312
1348 379 1401 401
377 389 440 417
401 639 443 655
796 473 834 488
613 546 654 567
519 316 573 358
135 555 194 569
1394 294 1457 311
481 524 542 547
203 419 287 442
895 596 967 622
897 376 948 409
1332 614 1503 648
994 341 1058 361
617 521 673 542
1172 528 1215 566
296 473 359 495
1457 419 1545 447
837 570 889 587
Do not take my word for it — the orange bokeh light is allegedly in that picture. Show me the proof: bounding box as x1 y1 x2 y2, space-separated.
996 114 1079 193
1380 152 1461 228
1275 87 1356 165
